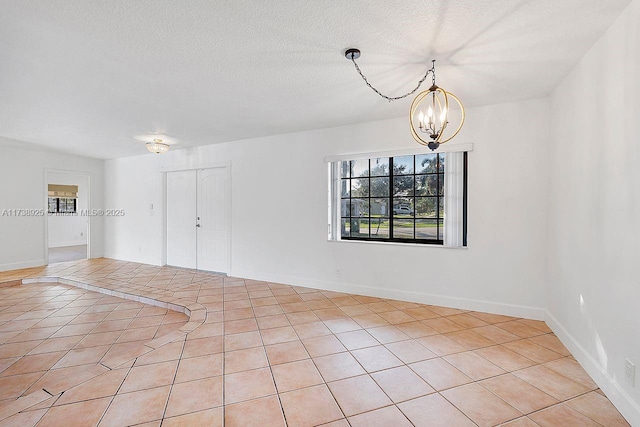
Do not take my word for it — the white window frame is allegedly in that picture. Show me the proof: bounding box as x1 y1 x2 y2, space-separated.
326 143 472 247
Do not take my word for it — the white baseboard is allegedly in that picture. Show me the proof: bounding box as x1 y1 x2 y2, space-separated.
103 252 163 267
545 310 640 426
229 268 545 320
0 259 45 272
48 240 87 248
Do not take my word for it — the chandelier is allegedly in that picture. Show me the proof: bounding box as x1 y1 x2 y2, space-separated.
345 49 465 151
146 138 170 154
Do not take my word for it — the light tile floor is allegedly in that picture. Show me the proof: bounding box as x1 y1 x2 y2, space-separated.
0 259 631 426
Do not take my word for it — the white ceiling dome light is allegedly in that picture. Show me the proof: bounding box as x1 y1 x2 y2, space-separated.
146 138 170 154
134 135 177 155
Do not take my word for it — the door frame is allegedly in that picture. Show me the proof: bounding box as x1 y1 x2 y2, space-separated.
161 161 232 273
43 169 92 264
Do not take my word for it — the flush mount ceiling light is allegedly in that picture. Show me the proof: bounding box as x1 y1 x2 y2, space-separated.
135 134 177 154
146 138 170 154
133 133 179 154
345 48 465 151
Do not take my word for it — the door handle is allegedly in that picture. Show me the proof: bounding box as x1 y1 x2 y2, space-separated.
196 224 201 227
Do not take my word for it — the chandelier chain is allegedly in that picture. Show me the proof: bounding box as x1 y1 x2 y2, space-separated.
349 57 436 102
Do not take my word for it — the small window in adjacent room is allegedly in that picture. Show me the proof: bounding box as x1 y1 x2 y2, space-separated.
48 197 77 214
328 150 468 247
47 184 78 214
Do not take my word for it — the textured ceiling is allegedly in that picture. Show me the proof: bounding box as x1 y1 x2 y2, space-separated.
0 0 630 159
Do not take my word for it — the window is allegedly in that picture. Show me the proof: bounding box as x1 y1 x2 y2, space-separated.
329 150 468 246
47 184 78 214
48 197 77 214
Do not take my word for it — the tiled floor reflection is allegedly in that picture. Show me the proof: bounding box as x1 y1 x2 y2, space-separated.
0 259 631 426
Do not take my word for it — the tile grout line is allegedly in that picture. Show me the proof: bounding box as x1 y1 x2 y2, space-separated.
157 332 187 425
244 289 291 427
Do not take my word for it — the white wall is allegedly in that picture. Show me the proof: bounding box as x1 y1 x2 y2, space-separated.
47 172 89 248
0 137 103 271
105 97 550 318
547 0 640 423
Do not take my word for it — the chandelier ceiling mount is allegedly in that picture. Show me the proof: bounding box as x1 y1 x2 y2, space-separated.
344 48 465 150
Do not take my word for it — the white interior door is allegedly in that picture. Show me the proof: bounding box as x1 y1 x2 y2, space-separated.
166 170 197 269
196 167 230 273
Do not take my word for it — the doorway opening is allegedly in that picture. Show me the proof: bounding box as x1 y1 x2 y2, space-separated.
46 172 90 264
